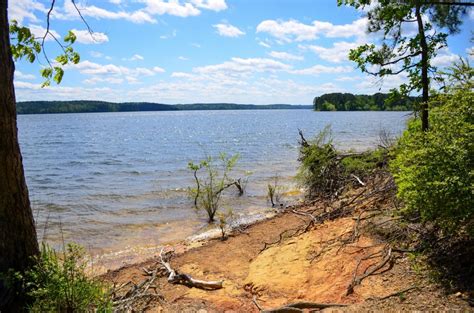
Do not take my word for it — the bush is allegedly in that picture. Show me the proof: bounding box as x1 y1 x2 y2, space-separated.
297 126 386 198
390 89 473 234
22 243 111 312
297 126 343 198
188 153 241 222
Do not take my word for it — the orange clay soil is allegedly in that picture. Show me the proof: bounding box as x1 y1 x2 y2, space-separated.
103 207 471 312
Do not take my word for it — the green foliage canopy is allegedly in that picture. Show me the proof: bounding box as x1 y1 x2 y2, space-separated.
391 87 473 234
313 92 417 111
9 20 80 86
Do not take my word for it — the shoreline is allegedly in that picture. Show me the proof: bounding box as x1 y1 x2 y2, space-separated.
91 204 285 275
102 174 472 312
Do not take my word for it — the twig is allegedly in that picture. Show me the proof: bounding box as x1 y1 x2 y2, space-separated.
351 174 366 186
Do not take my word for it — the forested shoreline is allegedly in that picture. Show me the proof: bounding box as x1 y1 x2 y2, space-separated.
16 101 312 114
313 92 417 111
17 93 417 114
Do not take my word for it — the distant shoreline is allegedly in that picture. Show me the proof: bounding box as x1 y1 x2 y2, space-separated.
16 101 313 115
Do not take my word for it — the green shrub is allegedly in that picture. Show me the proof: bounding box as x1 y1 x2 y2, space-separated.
391 89 473 234
297 126 385 198
23 243 112 312
341 148 385 178
188 153 241 222
297 126 343 198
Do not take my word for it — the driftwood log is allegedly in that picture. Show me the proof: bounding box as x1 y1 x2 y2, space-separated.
159 248 223 290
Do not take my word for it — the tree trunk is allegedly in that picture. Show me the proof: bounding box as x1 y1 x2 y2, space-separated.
416 3 430 131
0 0 39 309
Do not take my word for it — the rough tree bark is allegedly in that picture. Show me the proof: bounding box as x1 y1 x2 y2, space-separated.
0 0 39 309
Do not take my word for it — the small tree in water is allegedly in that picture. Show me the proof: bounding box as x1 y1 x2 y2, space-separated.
188 153 242 222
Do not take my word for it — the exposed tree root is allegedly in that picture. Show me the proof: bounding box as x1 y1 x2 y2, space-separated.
260 301 348 313
367 285 419 301
346 246 393 296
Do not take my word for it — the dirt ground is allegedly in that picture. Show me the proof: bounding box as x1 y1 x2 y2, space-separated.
103 203 472 312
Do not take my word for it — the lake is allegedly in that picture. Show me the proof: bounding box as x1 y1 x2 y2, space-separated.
18 110 409 267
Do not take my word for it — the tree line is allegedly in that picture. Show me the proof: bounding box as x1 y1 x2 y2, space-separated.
16 101 312 114
313 92 418 111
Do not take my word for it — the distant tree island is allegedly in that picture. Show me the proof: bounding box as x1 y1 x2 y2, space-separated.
313 93 416 111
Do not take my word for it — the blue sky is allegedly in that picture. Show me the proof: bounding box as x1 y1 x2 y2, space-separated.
11 0 473 104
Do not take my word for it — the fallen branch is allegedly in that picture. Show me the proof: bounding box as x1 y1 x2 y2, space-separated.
159 248 223 290
112 266 163 311
262 301 348 313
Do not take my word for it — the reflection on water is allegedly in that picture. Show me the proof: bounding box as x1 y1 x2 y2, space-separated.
18 110 409 262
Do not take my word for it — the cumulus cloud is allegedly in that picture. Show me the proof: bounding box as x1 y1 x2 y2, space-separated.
213 23 245 37
301 41 358 63
258 41 271 48
290 65 353 75
65 60 165 85
432 49 460 67
51 0 228 23
27 24 60 42
193 57 291 75
9 0 47 23
190 0 227 11
269 51 303 61
15 71 36 80
72 29 109 44
256 18 368 42
122 54 145 61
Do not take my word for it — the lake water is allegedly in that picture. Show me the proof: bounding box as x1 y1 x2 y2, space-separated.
17 110 409 267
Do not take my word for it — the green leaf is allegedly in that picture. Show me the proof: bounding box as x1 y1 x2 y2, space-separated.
64 30 77 44
53 67 64 84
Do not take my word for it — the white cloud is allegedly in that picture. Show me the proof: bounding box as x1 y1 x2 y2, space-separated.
269 51 303 61
10 0 47 23
160 30 177 40
140 0 200 17
193 57 291 75
432 49 460 67
256 18 368 43
335 76 359 82
190 0 227 11
54 0 228 23
122 54 145 61
302 41 358 63
152 66 166 73
72 29 109 44
291 64 352 75
178 56 189 61
27 24 60 42
84 77 124 84
258 41 271 48
56 1 157 24
356 74 408 94
191 43 201 48
213 23 245 38
65 60 165 84
15 70 36 80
